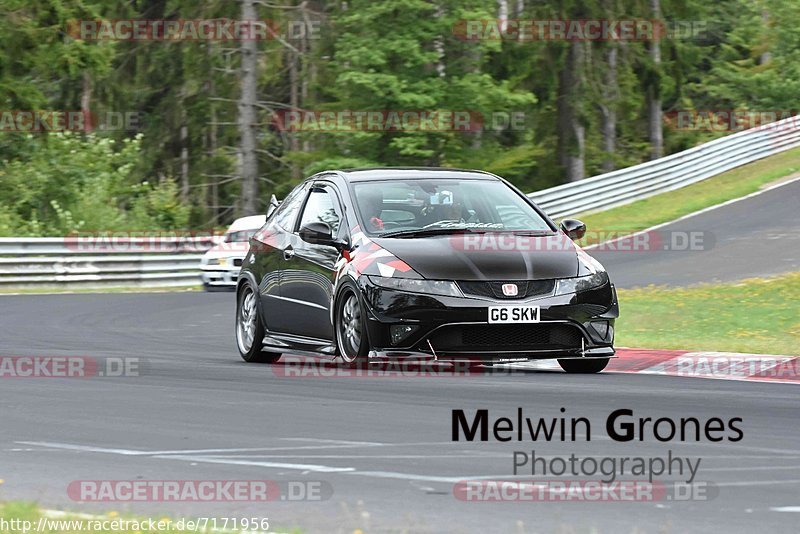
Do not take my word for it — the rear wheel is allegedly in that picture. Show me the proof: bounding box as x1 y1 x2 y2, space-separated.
236 282 281 363
335 288 369 365
558 358 609 374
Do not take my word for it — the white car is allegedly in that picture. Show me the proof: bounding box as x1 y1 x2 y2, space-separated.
199 215 266 291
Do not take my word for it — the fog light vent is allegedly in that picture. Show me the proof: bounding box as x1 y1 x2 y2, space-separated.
588 321 611 342
390 324 419 345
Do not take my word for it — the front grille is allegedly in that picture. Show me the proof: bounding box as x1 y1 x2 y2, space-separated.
458 280 555 299
429 323 583 352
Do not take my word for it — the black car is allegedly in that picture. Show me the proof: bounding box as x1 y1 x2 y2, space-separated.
236 168 618 373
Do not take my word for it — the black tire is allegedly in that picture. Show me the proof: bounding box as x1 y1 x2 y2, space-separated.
558 358 610 374
334 286 370 366
236 281 281 363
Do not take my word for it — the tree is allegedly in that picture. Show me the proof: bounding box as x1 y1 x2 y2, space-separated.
646 0 664 159
237 0 260 215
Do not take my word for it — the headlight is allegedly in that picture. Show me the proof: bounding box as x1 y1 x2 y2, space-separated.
367 276 462 297
554 272 608 295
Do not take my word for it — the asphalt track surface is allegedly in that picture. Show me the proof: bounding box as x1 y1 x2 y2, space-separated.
592 177 800 287
1 292 798 533
1 183 799 533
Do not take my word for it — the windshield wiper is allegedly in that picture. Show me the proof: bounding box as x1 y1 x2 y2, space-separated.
505 230 555 236
379 228 486 239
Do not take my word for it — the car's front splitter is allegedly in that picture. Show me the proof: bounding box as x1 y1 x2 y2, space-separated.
358 276 617 360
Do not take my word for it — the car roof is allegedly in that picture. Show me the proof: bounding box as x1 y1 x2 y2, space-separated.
226 215 267 233
333 167 500 183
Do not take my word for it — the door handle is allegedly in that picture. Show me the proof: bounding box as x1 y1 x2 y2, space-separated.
283 246 295 260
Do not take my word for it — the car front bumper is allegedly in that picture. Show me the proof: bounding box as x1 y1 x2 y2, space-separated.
200 265 242 286
358 277 618 361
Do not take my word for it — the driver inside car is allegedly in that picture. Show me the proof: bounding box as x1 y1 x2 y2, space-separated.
421 189 467 226
358 188 386 231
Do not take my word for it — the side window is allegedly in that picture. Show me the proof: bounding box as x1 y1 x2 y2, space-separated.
272 183 307 231
298 186 342 235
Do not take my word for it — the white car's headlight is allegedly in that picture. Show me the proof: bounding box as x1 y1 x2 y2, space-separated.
367 276 462 297
554 272 608 296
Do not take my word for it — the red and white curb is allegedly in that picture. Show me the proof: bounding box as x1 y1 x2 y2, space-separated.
516 348 798 384
609 348 800 384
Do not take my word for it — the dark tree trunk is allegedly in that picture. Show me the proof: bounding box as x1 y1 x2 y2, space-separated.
237 0 259 215
288 46 301 181
647 0 663 160
600 42 618 172
557 41 586 182
206 45 219 226
180 121 189 202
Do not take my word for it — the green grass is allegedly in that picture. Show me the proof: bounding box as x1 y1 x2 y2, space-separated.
0 503 180 534
616 272 800 355
0 502 299 533
575 147 800 246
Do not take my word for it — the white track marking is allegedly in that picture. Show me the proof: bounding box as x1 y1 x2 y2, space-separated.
344 471 470 483
715 479 800 487
18 440 800 487
280 438 383 446
194 454 505 459
770 507 800 512
699 465 800 472
16 441 150 455
19 439 800 457
143 444 384 454
16 441 389 455
680 454 800 459
612 369 800 386
152 454 356 473
584 174 800 251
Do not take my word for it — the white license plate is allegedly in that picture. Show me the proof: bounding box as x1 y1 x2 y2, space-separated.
488 306 540 324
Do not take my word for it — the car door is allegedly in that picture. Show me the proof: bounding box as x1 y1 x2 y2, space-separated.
251 182 308 334
279 182 345 341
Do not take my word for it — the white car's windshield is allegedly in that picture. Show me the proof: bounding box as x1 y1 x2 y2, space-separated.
352 179 553 236
225 229 258 243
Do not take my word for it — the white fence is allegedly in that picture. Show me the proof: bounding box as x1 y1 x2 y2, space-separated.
2 115 798 289
529 114 800 218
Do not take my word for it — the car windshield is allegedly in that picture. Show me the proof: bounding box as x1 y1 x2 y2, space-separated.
225 229 258 243
352 179 553 237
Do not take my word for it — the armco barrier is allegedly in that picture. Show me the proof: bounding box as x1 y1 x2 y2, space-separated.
2 114 798 289
0 236 215 289
529 114 800 218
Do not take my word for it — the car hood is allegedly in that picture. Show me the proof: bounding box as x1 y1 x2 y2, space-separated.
372 232 580 281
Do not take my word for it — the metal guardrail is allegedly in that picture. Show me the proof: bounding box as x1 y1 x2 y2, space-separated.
529 114 800 219
0 237 215 289
2 115 798 289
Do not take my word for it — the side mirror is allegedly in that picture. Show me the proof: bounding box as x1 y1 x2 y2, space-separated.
560 218 587 240
299 222 350 252
299 221 334 245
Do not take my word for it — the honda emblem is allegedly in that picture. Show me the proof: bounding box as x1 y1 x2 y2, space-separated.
501 283 518 297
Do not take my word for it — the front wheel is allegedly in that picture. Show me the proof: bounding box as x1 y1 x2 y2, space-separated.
236 282 281 363
335 288 369 365
558 358 610 374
